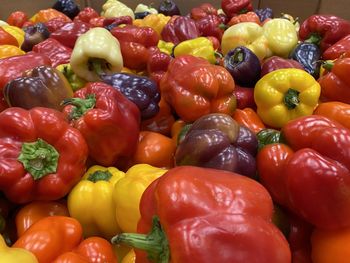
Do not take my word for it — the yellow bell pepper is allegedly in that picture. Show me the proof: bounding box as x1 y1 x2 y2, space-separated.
133 14 171 38
67 165 125 239
134 4 158 14
101 0 135 20
280 13 300 32
254 68 321 128
0 45 25 59
113 164 167 233
157 40 174 55
0 234 38 263
122 250 136 263
263 18 298 58
70 27 123 82
221 22 272 60
173 37 216 64
1 25 25 47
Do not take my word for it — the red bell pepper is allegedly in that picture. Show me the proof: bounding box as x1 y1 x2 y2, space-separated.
261 56 304 77
195 14 224 41
146 46 172 85
0 52 51 112
32 38 72 67
161 16 200 45
103 16 133 28
221 0 253 18
45 17 70 33
299 15 350 52
233 85 256 109
7 11 28 28
160 55 236 122
318 58 350 103
190 3 218 20
322 34 350 59
257 115 350 230
0 107 88 204
113 166 291 263
62 82 140 168
73 7 99 24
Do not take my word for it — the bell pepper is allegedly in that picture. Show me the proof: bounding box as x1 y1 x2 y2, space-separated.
161 16 200 45
50 21 91 49
257 115 350 229
221 22 272 60
233 85 256 109
7 11 28 28
158 0 181 16
322 34 350 59
318 58 350 103
101 0 135 20
1 25 25 47
233 108 265 134
227 11 261 26
68 165 125 239
133 14 170 38
221 0 253 18
15 201 69 237
45 17 69 33
113 166 291 263
32 37 72 67
74 7 99 24
4 65 73 110
113 164 167 233
122 250 136 263
290 42 321 78
195 14 224 41
0 52 51 111
173 36 216 63
100 73 160 120
254 68 321 128
0 45 24 59
256 128 281 151
299 15 350 52
146 46 172 85
56 63 86 91
157 40 174 55
104 16 133 30
30 8 71 24
314 101 350 130
62 82 140 168
0 27 18 46
135 4 158 15
70 27 123 82
0 107 88 204
21 23 51 53
175 113 258 177
254 7 274 23
160 55 236 122
52 0 80 20
1 234 38 263
190 3 218 20
132 131 176 168
261 56 304 77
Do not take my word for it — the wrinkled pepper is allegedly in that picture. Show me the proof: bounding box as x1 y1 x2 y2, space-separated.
221 0 253 18
30 8 71 24
227 11 261 26
196 14 224 41
160 55 236 122
190 3 218 20
74 7 99 24
254 68 321 128
257 115 350 230
113 164 167 233
68 165 125 239
62 82 140 168
146 46 172 85
314 101 350 130
133 14 171 38
1 234 38 263
7 11 28 28
45 17 69 33
113 166 291 263
0 107 88 203
101 0 135 20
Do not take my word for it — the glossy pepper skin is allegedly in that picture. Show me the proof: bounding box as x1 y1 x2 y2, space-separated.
133 14 171 39
146 46 172 85
221 0 253 18
175 113 258 178
68 165 125 239
190 3 218 20
113 166 291 263
4 65 73 111
30 8 71 24
261 56 304 77
52 0 80 19
299 15 350 52
101 73 160 120
161 16 200 45
290 43 321 78
0 27 19 46
101 0 135 20
0 45 24 59
195 14 224 41
322 34 350 59
7 11 28 28
0 234 38 263
233 85 256 109
21 23 50 52
233 108 265 134
173 37 216 63
314 101 350 130
62 82 140 168
318 58 350 103
227 11 261 27
0 107 88 204
254 68 321 128
160 55 236 122
257 115 350 230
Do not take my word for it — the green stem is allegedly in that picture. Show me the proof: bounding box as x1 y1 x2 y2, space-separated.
17 138 59 180
88 58 110 77
322 61 334 71
305 34 322 46
87 170 113 182
61 94 96 120
111 216 170 263
284 88 300 110
233 50 244 63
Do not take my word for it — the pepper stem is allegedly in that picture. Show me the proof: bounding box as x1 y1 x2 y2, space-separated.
233 49 244 63
305 34 322 46
61 94 96 120
322 61 334 71
88 58 110 77
17 138 59 180
111 216 170 263
284 88 300 110
87 170 113 182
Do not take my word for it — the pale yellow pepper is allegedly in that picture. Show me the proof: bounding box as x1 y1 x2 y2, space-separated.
0 235 38 263
113 164 167 233
101 0 135 19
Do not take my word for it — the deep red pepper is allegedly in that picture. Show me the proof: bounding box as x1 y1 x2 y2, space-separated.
190 3 218 20
147 46 172 85
103 16 133 28
6 11 28 28
322 34 350 59
233 85 256 109
88 16 105 27
196 14 224 41
299 15 350 52
44 17 70 33
221 0 253 18
73 7 99 24
32 38 72 67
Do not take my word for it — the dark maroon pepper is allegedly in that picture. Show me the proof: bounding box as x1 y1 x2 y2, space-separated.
21 23 50 52
158 0 181 16
50 21 91 48
196 15 224 41
261 56 304 77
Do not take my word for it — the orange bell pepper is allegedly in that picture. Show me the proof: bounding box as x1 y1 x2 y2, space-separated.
314 101 350 130
132 131 176 168
233 108 266 133
0 27 18 46
15 201 69 237
30 9 71 24
227 11 261 27
0 45 24 59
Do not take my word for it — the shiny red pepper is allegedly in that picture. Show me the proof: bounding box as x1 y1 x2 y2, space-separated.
7 11 28 28
147 46 172 85
45 18 70 33
73 7 99 24
221 0 253 18
190 3 218 20
322 34 350 59
196 14 224 41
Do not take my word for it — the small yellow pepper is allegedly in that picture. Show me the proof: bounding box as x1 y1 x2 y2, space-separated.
122 250 136 263
254 68 321 128
134 4 158 14
0 234 38 263
1 25 25 47
157 40 174 55
173 37 216 64
113 164 167 233
0 45 25 59
68 165 125 239
133 14 171 38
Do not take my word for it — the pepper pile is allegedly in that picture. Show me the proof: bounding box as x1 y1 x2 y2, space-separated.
1 0 350 262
